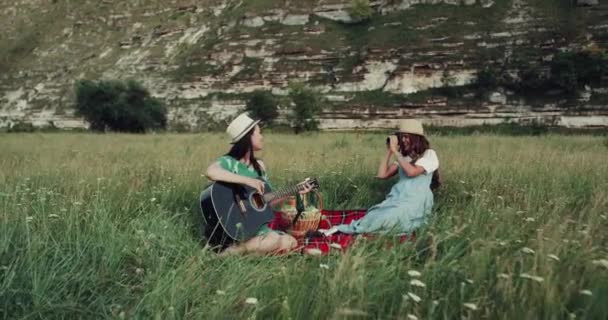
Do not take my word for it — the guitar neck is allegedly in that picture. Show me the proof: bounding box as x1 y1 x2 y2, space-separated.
263 184 303 203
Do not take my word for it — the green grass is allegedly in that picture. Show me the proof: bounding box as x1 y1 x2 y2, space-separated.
1 133 607 319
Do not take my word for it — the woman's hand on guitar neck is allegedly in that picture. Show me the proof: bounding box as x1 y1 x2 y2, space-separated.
298 180 314 195
244 178 265 194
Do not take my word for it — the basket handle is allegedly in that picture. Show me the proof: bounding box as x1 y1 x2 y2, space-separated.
291 191 323 227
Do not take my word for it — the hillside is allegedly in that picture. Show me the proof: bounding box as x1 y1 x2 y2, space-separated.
1 0 607 130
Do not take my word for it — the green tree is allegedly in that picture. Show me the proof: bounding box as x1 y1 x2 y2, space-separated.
245 90 279 125
75 79 167 133
288 83 323 134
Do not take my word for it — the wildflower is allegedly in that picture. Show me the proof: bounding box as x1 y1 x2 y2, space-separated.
547 254 560 262
579 290 592 296
304 248 322 256
521 247 535 254
407 314 418 320
330 243 342 250
410 279 426 288
150 197 157 202
524 217 535 222
406 292 421 303
216 290 226 295
520 273 544 283
407 270 421 277
135 268 144 275
465 279 474 284
319 264 329 270
463 303 478 311
459 180 465 184
591 259 608 269
245 297 258 305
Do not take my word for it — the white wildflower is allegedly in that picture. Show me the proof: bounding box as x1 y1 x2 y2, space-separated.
579 290 593 296
466 279 474 284
547 254 560 262
520 273 544 283
245 297 258 305
459 180 466 184
591 259 608 269
150 197 156 202
521 247 535 254
407 314 418 320
330 243 342 250
410 279 426 288
407 292 421 303
319 264 329 270
463 303 478 311
524 217 535 222
216 290 226 295
135 268 144 275
305 248 322 256
407 270 422 277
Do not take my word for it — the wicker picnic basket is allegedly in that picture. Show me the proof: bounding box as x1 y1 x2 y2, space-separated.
281 191 323 237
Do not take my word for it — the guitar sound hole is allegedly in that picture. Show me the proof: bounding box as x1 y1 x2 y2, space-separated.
250 193 266 211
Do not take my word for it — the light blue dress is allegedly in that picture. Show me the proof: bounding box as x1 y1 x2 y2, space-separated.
336 163 434 235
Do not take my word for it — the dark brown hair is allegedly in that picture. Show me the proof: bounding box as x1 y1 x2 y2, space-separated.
397 132 441 191
226 127 263 176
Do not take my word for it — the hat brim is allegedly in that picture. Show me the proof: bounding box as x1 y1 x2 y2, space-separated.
397 130 424 137
230 119 260 144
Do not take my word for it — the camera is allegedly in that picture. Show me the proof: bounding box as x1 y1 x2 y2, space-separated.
386 134 397 145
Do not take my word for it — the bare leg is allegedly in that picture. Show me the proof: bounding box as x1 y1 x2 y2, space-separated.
220 233 298 256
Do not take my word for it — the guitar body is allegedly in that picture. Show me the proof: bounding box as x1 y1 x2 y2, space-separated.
200 181 274 242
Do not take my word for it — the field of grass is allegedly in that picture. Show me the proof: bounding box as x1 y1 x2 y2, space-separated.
1 133 607 319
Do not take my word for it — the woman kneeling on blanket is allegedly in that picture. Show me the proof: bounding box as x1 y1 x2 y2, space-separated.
323 119 440 236
204 113 314 255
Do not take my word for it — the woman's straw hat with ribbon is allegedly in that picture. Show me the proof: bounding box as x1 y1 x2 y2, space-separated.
397 119 425 137
226 113 260 144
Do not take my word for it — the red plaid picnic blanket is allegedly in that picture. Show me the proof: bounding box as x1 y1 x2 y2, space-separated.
268 209 415 255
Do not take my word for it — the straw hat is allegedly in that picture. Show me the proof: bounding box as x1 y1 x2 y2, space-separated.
397 119 424 137
226 113 260 144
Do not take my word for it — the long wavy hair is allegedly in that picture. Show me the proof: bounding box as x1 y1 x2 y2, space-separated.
226 127 263 176
397 132 441 192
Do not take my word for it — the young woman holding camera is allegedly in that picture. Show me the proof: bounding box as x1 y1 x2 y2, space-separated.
322 119 440 236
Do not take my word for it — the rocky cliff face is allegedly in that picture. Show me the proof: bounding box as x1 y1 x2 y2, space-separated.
1 0 607 131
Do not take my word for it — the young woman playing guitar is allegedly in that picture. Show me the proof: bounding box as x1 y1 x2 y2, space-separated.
204 113 314 255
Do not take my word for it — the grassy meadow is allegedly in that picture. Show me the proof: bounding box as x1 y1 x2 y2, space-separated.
1 132 607 319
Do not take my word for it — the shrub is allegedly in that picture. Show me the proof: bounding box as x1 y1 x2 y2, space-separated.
75 79 167 133
245 90 279 125
288 83 323 134
348 0 374 23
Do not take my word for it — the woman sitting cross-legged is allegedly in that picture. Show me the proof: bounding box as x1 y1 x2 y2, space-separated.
322 119 440 236
204 113 313 255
